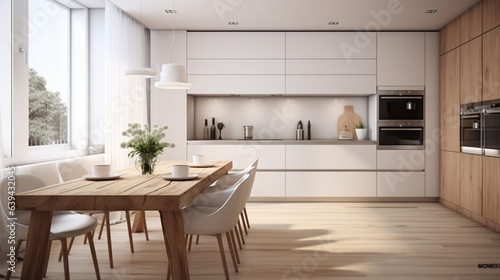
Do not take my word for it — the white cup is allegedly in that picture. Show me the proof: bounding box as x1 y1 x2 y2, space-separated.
192 155 206 165
172 164 189 178
92 164 110 177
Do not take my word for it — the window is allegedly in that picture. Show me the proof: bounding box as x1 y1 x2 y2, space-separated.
28 0 70 146
4 0 98 165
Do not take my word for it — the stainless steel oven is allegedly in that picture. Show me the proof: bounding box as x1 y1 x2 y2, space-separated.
378 122 424 150
483 100 500 157
378 89 425 122
460 103 483 155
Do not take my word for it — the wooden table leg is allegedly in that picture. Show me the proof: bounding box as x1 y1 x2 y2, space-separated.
21 211 53 280
132 210 145 233
159 210 190 280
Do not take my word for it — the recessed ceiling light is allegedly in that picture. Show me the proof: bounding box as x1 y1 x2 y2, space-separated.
425 9 438 13
228 22 239 25
328 22 339 25
165 10 177 13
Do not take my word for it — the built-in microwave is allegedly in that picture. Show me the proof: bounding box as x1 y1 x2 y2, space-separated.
483 100 500 157
378 122 424 150
378 89 425 122
460 103 483 155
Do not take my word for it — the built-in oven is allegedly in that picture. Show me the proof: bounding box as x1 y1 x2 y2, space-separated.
483 100 500 157
378 89 425 122
378 122 424 150
460 103 483 155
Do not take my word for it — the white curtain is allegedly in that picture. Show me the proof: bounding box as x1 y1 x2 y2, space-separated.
104 1 149 224
104 1 149 172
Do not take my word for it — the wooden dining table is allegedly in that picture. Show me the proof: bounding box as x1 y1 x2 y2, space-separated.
15 160 232 280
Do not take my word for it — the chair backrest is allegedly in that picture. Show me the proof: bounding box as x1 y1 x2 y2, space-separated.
0 174 46 226
184 174 250 235
56 161 88 182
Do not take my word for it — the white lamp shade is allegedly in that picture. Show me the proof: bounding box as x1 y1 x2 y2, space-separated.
155 64 192 89
124 67 157 77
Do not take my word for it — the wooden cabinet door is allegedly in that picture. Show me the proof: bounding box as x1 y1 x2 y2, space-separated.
440 18 460 54
440 151 461 206
483 156 500 224
460 154 482 215
460 37 482 104
460 1 482 44
440 48 461 152
483 0 500 33
483 26 500 101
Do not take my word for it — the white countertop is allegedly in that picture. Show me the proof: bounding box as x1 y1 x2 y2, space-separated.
187 139 377 145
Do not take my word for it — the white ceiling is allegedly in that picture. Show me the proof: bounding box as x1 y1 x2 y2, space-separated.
103 0 480 31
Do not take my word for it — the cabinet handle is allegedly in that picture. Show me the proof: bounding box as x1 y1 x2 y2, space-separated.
380 96 423 100
380 128 423 131
19 48 28 65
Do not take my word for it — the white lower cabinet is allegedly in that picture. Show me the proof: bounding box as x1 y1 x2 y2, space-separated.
286 172 377 197
377 150 425 170
251 171 286 197
377 171 425 197
187 144 285 170
286 145 376 170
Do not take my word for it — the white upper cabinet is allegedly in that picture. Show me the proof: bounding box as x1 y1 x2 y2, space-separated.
286 32 376 59
377 32 425 87
187 32 285 59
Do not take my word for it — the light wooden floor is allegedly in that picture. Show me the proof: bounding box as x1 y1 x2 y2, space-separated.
8 202 500 279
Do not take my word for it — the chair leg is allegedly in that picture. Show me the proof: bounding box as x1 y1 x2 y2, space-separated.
237 219 245 244
195 235 200 244
243 207 250 229
216 234 230 280
141 210 149 241
125 211 135 253
86 232 101 280
225 232 238 273
187 234 194 252
104 212 114 268
240 212 248 235
229 229 240 263
234 226 242 250
98 213 107 240
59 237 75 261
60 238 70 280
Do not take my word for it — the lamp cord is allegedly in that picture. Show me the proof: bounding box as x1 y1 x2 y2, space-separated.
170 0 176 63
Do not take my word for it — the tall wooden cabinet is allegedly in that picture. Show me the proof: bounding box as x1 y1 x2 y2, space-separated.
440 48 460 152
483 26 500 101
460 37 482 104
440 0 500 233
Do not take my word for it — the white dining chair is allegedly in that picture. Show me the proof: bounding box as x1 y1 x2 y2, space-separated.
56 161 149 269
0 174 100 280
179 174 251 280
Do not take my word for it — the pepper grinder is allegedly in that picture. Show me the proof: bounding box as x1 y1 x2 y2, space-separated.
296 120 304 140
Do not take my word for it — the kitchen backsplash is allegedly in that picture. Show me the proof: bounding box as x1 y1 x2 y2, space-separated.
190 96 369 140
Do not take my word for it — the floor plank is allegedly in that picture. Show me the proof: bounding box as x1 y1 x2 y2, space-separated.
10 203 500 279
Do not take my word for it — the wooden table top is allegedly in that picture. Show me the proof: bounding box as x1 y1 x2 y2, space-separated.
15 160 232 212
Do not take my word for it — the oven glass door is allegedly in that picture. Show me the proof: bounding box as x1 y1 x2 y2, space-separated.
379 95 424 121
484 110 500 157
460 113 482 154
378 126 424 149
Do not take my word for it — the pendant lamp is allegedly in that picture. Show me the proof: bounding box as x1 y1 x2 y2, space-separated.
125 0 156 78
155 0 191 89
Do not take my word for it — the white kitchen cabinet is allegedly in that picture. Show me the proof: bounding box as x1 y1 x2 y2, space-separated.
286 145 376 170
251 171 286 197
377 150 425 170
286 60 376 75
377 171 425 197
187 75 285 95
286 32 376 59
187 32 285 59
187 144 285 170
286 75 376 95
377 32 425 87
286 171 377 197
187 60 285 75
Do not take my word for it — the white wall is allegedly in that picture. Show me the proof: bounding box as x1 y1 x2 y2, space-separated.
0 0 12 159
150 30 188 160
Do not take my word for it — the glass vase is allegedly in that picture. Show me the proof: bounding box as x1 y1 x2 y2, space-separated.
136 154 157 175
